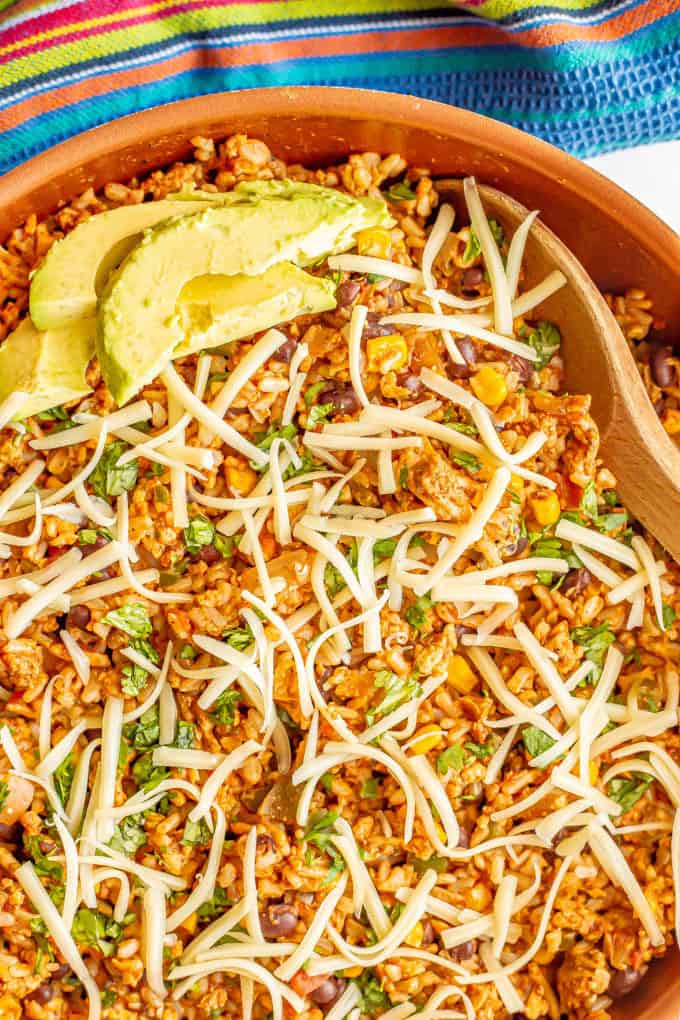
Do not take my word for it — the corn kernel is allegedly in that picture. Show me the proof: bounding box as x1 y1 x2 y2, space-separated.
366 334 408 373
356 226 393 259
410 724 444 755
470 365 508 407
435 821 447 843
465 883 492 912
343 966 363 978
226 463 258 495
405 921 424 947
663 409 680 435
530 490 561 527
589 761 599 785
182 912 198 934
510 474 524 497
448 654 478 694
0 996 20 1020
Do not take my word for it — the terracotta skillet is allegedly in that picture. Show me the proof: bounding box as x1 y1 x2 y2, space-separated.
0 86 679 1016
438 179 680 562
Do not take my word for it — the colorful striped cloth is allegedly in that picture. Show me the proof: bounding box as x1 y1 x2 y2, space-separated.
0 0 678 175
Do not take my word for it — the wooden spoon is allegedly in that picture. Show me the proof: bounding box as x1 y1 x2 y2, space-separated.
437 179 680 563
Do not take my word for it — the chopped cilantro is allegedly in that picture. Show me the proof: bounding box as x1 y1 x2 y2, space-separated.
102 602 152 639
663 604 677 630
304 381 328 407
405 592 434 631
523 320 560 369
307 402 334 428
214 533 236 559
109 813 147 854
0 781 8 813
436 744 466 775
173 721 195 749
373 537 397 563
360 777 378 799
123 706 160 749
464 739 495 760
54 753 74 806
571 622 616 673
71 908 126 957
211 688 241 728
183 514 215 555
90 440 138 500
366 669 422 725
182 817 212 845
521 726 556 761
197 886 230 920
302 810 345 883
179 643 197 660
399 466 409 490
384 180 416 202
132 752 168 792
23 835 63 880
446 420 479 436
121 662 149 697
37 405 70 422
607 774 653 814
354 970 390 1014
463 219 504 263
252 423 298 466
222 626 253 651
407 852 448 874
451 451 482 474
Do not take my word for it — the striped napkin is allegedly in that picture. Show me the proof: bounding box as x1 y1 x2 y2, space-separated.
0 0 678 175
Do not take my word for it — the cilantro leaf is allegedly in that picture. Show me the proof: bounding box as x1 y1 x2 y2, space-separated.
464 739 495 760
523 320 560 369
123 706 160 749
307 402 334 428
373 537 397 563
90 440 138 500
121 662 149 697
407 852 448 874
132 752 168 792
607 774 653 814
197 886 230 920
436 745 466 775
173 721 195 749
72 908 125 957
222 626 253 651
109 814 147 854
0 781 8 813
405 592 434 631
102 602 152 639
183 514 215 555
663 605 677 631
452 451 482 474
354 970 391 1014
182 817 212 846
211 688 241 728
384 181 416 202
521 726 556 761
23 835 63 880
304 381 328 407
571 622 616 673
360 777 379 799
54 753 74 807
463 219 504 262
366 669 422 726
302 810 345 883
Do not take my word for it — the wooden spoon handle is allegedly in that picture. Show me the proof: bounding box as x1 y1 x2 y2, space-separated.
437 179 680 562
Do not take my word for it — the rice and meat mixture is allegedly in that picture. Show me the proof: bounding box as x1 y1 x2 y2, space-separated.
0 135 678 1020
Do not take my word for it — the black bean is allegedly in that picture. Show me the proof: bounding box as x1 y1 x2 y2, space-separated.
462 266 484 291
650 343 676 388
449 362 473 380
67 605 91 630
51 964 70 981
399 373 425 398
256 833 276 855
310 977 346 1008
563 567 592 596
450 940 476 962
455 625 474 642
0 822 21 843
505 535 529 558
198 544 221 565
457 336 477 366
28 983 55 1004
506 353 534 385
608 966 646 999
336 280 361 308
363 313 393 339
259 902 298 939
457 826 470 849
272 336 297 364
318 381 361 416
421 919 436 945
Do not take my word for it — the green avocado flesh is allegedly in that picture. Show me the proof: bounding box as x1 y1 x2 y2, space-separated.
29 197 217 331
174 262 336 356
97 187 391 404
0 317 94 418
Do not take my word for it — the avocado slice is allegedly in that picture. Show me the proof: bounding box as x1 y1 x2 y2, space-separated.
0 317 94 419
97 190 391 404
174 262 336 356
29 197 217 331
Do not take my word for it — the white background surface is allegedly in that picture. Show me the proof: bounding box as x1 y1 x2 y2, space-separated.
588 140 680 235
